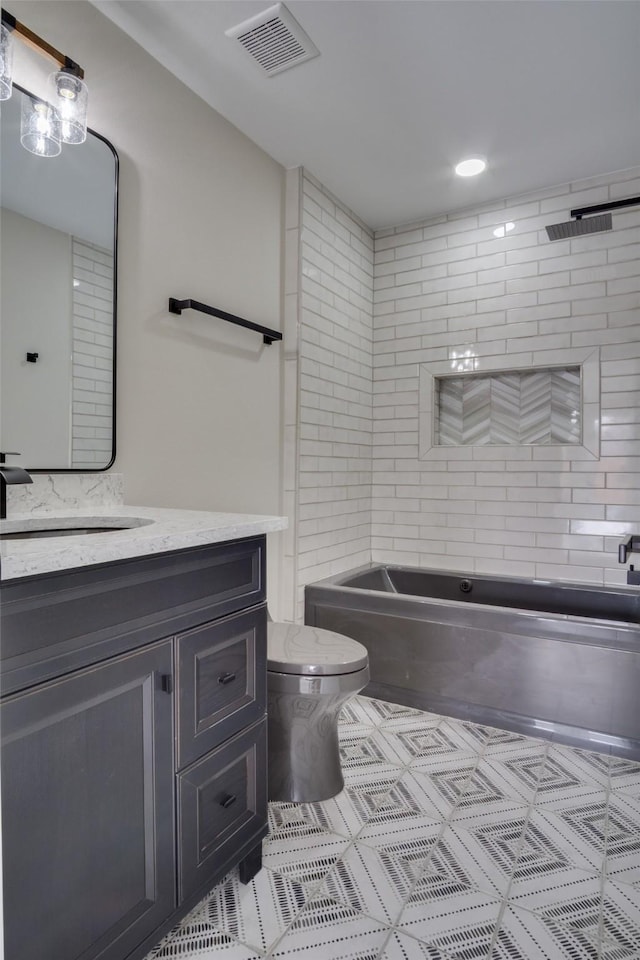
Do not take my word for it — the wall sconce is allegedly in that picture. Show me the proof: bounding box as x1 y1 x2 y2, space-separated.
0 7 88 156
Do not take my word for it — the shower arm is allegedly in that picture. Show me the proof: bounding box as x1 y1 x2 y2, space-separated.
571 196 640 220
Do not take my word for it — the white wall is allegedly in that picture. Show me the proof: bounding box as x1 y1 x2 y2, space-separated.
372 168 640 586
1 208 72 466
10 1 285 603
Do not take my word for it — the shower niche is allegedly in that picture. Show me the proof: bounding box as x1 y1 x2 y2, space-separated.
436 366 581 446
419 347 600 459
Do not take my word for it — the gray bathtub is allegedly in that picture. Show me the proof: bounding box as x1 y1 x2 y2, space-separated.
305 565 640 758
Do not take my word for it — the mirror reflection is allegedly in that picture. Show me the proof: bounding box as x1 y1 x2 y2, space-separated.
0 85 118 470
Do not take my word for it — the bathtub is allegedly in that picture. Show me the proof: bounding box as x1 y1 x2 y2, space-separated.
305 565 640 758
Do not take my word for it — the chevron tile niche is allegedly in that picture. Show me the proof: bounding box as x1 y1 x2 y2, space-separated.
436 368 581 446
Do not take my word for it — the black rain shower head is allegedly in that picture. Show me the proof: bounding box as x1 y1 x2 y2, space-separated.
545 195 640 242
545 213 612 241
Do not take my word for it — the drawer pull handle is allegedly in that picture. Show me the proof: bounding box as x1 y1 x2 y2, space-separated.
218 672 236 685
220 794 237 809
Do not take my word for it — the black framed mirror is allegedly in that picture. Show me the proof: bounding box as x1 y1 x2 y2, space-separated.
0 84 118 471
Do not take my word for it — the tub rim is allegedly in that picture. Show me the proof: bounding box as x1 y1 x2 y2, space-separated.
305 562 640 648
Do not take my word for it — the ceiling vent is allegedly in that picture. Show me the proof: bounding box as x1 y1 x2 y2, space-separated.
225 3 320 77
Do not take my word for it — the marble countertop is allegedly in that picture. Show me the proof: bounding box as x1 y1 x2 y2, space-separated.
0 505 287 580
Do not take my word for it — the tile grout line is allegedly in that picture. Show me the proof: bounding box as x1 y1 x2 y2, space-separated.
598 756 614 957
370 720 487 956
486 739 551 957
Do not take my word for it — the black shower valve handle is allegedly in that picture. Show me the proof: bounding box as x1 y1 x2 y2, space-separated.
619 535 640 564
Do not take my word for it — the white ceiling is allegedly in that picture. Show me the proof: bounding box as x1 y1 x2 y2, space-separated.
95 0 640 230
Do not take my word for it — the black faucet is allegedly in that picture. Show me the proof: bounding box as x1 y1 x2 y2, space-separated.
618 534 640 564
0 452 33 520
618 534 640 586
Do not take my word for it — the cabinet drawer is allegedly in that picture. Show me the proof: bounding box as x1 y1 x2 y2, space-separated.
176 606 266 768
177 718 267 903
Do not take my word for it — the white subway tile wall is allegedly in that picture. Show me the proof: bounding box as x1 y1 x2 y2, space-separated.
71 238 114 469
286 171 374 619
372 168 640 586
285 167 640 617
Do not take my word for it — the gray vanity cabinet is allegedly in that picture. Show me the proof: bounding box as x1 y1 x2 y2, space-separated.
1 642 175 960
0 536 269 960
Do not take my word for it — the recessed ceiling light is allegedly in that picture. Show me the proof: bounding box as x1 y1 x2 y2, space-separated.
455 157 486 177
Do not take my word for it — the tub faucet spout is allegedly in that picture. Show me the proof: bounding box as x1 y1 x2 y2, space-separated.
0 452 33 520
627 566 640 586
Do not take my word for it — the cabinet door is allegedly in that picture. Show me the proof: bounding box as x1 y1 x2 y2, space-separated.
1 642 175 960
177 718 267 903
176 606 266 768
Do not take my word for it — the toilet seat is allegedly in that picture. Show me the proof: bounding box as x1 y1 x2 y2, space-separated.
267 623 368 676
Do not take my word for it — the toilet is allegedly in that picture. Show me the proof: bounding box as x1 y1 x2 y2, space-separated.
267 622 369 803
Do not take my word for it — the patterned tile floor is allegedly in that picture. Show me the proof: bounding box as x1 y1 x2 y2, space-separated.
147 696 640 960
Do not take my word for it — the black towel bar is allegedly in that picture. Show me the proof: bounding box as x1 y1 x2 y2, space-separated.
168 298 282 345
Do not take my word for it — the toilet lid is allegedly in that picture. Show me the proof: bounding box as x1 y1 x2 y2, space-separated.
267 623 369 676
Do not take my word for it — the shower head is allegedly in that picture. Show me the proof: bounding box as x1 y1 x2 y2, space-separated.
545 213 612 241
544 195 640 242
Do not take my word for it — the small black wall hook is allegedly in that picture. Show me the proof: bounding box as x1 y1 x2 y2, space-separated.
26 352 39 363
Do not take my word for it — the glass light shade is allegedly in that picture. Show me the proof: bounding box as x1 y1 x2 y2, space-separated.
0 23 13 101
49 70 88 144
20 95 62 157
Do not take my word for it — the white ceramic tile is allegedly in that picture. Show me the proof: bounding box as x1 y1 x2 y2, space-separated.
365 767 458 825
318 841 416 925
268 894 390 958
547 746 612 787
339 728 410 772
146 903 263 960
609 758 640 799
468 753 541 808
449 774 530 830
600 880 640 954
394 882 502 949
197 867 308 955
524 803 607 874
426 818 525 899
377 930 448 959
494 904 600 959
508 859 604 916
374 720 479 769
605 793 640 888
356 814 443 870
262 824 352 893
